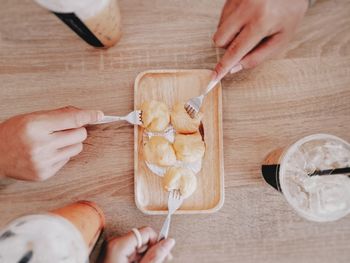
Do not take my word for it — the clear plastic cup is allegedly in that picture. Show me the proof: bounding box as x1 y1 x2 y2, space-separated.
0 201 105 262
35 0 122 48
262 134 350 222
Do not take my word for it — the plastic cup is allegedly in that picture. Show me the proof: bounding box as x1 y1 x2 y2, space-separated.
34 0 122 48
0 201 105 262
262 134 350 222
50 200 105 251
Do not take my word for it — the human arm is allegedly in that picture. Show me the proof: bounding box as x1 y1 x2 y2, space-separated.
0 106 103 181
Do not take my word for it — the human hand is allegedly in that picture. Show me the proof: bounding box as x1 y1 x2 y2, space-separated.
213 0 308 79
0 106 103 181
104 227 175 263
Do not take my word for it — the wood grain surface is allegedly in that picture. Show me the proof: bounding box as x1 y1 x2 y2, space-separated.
134 69 224 214
0 0 350 262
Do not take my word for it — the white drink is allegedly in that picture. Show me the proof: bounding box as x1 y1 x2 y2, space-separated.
0 201 105 262
263 134 350 222
0 214 88 263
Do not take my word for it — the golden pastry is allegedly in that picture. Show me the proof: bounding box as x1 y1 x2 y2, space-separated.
163 167 197 198
170 103 203 134
173 133 205 163
143 136 176 166
141 100 170 132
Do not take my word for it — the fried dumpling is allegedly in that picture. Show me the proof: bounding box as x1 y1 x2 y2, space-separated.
143 136 176 166
163 167 197 198
170 103 203 134
141 100 170 132
173 133 205 163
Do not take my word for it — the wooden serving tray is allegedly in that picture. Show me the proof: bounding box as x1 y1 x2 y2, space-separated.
134 69 224 214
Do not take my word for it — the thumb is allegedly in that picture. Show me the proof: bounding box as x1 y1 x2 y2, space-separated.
43 106 104 132
140 238 175 263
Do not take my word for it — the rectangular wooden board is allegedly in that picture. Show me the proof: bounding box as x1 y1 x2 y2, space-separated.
134 69 224 214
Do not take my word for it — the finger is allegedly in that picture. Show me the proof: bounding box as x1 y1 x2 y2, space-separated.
51 127 87 148
213 24 266 80
213 9 245 48
217 0 236 28
40 106 104 132
240 33 284 69
131 227 158 249
140 238 175 263
51 143 83 164
51 158 70 176
113 227 158 259
38 158 70 181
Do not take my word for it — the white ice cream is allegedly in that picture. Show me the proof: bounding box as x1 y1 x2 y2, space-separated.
0 214 88 263
280 134 350 222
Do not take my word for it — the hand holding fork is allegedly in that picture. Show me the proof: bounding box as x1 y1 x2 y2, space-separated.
91 110 143 125
158 190 184 241
184 76 221 118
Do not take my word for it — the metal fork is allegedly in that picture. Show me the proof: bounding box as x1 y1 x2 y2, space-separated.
158 190 184 241
184 78 220 118
91 110 143 125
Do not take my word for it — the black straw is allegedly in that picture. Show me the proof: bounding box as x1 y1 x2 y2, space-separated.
308 167 350 177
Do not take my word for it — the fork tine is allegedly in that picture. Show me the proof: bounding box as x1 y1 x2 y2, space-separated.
139 111 143 123
185 104 194 115
176 189 181 200
170 190 175 200
173 190 178 200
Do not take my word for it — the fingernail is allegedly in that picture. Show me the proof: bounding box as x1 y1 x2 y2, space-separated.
163 238 175 250
210 70 218 82
230 64 243 74
97 111 104 121
211 36 217 47
166 253 174 261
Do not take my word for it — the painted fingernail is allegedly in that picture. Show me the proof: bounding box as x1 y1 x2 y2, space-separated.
230 64 243 74
97 111 104 121
212 36 218 47
166 253 174 261
211 70 218 81
163 238 176 250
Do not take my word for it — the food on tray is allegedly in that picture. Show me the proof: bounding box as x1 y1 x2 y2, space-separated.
163 167 197 198
171 103 203 134
143 136 176 166
141 100 170 132
173 133 205 163
141 99 206 199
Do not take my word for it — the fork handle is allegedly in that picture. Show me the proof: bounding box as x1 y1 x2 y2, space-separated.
157 214 171 241
91 115 123 125
204 79 220 95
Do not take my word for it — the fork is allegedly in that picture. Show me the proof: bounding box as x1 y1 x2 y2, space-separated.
158 190 184 241
184 78 220 118
91 110 143 125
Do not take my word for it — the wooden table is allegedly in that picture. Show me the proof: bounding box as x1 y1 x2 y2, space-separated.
1 0 350 262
